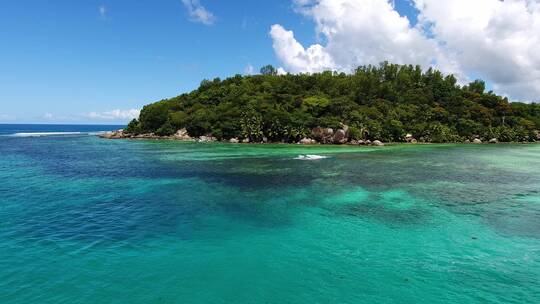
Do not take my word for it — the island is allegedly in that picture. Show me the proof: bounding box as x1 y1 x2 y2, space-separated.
103 62 540 145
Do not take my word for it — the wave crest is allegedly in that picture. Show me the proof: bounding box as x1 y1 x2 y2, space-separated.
10 132 84 137
294 155 329 160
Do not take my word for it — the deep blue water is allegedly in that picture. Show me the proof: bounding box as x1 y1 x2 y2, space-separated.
0 124 539 304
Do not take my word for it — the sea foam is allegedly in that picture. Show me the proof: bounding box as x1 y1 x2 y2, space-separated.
10 132 84 137
294 154 329 160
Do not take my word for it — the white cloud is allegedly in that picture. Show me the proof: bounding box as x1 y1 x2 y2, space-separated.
181 0 216 25
272 0 444 73
99 5 108 19
37 113 73 122
0 110 139 123
0 114 15 121
414 0 540 101
271 0 540 101
270 24 335 73
86 109 140 121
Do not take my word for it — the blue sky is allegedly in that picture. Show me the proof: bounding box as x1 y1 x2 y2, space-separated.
4 0 537 124
0 0 419 124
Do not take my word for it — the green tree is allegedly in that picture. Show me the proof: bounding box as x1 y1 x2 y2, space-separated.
125 119 141 134
124 62 540 144
139 102 170 132
260 65 277 76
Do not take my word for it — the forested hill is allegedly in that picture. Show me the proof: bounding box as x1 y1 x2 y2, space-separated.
125 62 540 143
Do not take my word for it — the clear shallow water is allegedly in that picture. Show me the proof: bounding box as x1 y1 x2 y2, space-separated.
0 125 539 304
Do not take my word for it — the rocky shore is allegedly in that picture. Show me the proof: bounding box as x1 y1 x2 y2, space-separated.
100 125 390 146
101 128 216 142
101 126 540 146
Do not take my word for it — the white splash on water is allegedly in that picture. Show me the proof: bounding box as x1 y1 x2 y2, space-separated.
294 154 329 160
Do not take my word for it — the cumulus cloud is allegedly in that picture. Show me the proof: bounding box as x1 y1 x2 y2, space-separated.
86 109 140 121
271 0 540 101
181 0 216 25
270 24 335 73
414 0 540 101
272 0 445 73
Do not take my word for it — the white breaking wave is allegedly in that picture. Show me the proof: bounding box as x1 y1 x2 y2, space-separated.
294 154 329 160
10 132 84 137
4 131 114 137
87 131 109 136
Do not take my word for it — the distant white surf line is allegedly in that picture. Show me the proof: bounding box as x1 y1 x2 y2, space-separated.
87 131 109 136
10 132 84 137
294 154 329 160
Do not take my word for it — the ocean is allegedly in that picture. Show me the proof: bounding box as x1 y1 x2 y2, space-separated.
0 124 539 303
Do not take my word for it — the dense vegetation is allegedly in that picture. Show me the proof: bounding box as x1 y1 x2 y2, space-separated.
125 62 540 143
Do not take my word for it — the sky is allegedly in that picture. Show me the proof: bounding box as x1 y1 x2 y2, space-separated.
1 0 539 124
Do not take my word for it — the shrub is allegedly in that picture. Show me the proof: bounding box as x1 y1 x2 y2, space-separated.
125 119 141 135
155 120 175 136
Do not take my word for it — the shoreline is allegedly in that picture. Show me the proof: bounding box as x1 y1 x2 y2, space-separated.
100 129 539 146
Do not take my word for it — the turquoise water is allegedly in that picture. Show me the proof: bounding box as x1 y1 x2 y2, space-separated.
1 125 539 303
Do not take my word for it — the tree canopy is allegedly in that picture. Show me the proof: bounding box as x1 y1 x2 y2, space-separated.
126 62 540 143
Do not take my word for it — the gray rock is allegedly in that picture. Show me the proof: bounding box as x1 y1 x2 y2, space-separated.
405 133 417 143
134 133 155 139
101 129 127 139
198 135 217 142
473 138 482 144
372 140 384 146
100 131 116 139
229 138 239 143
340 123 349 133
311 127 335 144
333 129 348 144
489 138 498 144
174 128 192 140
299 138 317 145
